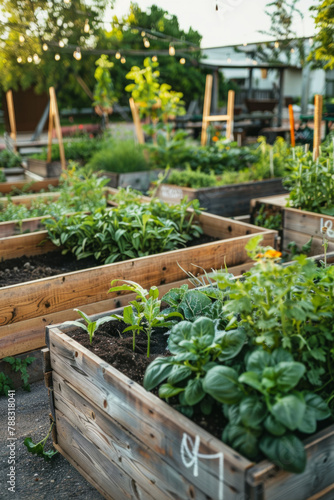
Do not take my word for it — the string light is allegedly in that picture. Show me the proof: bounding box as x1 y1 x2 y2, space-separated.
19 35 25 43
84 19 90 33
120 56 126 64
33 53 41 64
252 60 258 65
73 47 82 60
141 31 145 37
309 37 313 45
169 43 175 56
17 56 22 63
243 42 248 47
180 57 186 64
290 48 295 53
42 43 48 51
59 40 65 47
55 53 60 61
152 55 158 62
143 38 150 48
227 57 232 63
115 51 121 59
64 0 70 3
27 56 32 63
274 41 279 48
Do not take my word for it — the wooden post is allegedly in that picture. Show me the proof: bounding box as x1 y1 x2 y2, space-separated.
201 74 213 146
47 95 54 163
226 90 235 141
313 94 323 161
6 90 17 152
288 104 295 147
49 87 66 170
129 98 145 144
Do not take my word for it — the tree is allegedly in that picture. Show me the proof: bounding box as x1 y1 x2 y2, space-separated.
309 1 334 69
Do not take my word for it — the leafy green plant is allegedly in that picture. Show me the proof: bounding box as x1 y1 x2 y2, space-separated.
0 149 22 168
109 280 183 356
87 139 150 174
30 136 104 163
165 167 217 189
93 55 117 112
24 422 58 461
44 197 203 264
3 356 36 391
0 168 6 182
254 204 282 230
0 371 14 396
62 308 115 345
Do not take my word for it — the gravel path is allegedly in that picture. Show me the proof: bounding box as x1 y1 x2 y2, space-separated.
0 380 104 499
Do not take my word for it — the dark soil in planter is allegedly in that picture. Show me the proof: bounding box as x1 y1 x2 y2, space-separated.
66 321 225 441
0 234 219 287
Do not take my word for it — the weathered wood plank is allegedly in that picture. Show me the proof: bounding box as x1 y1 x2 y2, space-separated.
249 194 288 210
157 180 287 217
55 410 155 500
0 231 274 328
48 329 251 500
283 229 334 255
0 191 60 207
284 208 334 240
0 230 56 259
246 424 334 500
0 177 59 194
53 372 213 500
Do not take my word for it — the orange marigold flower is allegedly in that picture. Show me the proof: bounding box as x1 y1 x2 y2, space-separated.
256 253 264 258
264 249 282 259
212 136 219 142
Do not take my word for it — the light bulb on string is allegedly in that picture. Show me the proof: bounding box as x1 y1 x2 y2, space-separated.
252 60 258 65
121 56 126 64
42 43 48 51
141 31 145 37
19 35 25 43
64 0 70 3
55 53 60 61
290 48 295 53
169 43 175 56
115 51 121 59
27 56 32 63
274 41 279 49
152 55 158 62
73 47 82 60
84 19 90 33
180 57 186 64
243 42 248 47
143 38 150 48
59 40 65 47
33 53 41 64
17 56 22 63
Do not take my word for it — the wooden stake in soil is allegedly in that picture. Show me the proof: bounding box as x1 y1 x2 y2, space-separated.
6 90 17 152
313 94 323 161
49 87 66 170
129 98 145 145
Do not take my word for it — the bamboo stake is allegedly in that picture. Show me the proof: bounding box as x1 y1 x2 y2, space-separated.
201 74 213 146
129 98 145 144
49 87 66 170
313 94 323 161
288 104 295 147
226 90 235 141
6 90 17 152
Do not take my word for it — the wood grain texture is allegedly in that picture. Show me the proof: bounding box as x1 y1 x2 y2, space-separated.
0 177 59 194
250 194 288 209
53 372 212 500
48 329 251 500
0 191 60 207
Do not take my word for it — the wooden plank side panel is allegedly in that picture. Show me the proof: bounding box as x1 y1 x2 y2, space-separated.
0 177 59 194
55 410 155 500
0 191 60 207
53 372 211 500
250 194 288 210
283 229 334 255
48 329 252 500
0 232 273 327
0 231 56 259
246 425 334 500
0 218 46 238
284 208 334 240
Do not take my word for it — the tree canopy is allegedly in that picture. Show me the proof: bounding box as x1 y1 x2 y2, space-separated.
309 1 334 69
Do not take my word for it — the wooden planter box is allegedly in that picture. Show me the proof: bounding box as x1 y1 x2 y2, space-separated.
251 194 334 255
155 178 287 217
44 316 334 500
0 177 59 195
2 167 25 182
103 169 162 192
0 213 276 357
27 159 63 178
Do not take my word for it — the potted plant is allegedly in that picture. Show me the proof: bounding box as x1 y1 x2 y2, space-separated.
43 237 334 499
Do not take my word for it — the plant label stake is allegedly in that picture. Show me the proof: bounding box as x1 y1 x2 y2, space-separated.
313 94 323 161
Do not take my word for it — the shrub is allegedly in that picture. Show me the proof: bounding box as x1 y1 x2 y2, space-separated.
87 140 150 173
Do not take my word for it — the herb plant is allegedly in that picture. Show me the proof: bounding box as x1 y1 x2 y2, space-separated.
62 308 115 345
164 166 217 188
0 372 14 396
0 149 22 168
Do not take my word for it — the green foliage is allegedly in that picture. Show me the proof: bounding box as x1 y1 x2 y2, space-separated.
0 372 14 396
31 136 104 163
43 196 203 264
93 55 117 111
125 58 161 119
87 139 150 173
0 169 6 183
63 309 115 345
109 280 182 357
165 167 217 189
3 356 36 391
309 1 334 69
0 149 22 169
24 423 58 461
254 204 282 230
284 143 334 214
0 165 109 224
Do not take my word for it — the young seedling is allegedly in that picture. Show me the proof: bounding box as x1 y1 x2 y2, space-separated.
109 279 183 357
24 422 58 461
63 308 114 344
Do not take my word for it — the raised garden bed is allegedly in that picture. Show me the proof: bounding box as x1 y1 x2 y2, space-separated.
43 308 334 500
251 194 334 255
0 212 276 357
0 176 59 195
1 166 26 182
26 159 63 178
104 169 162 192
155 178 287 217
